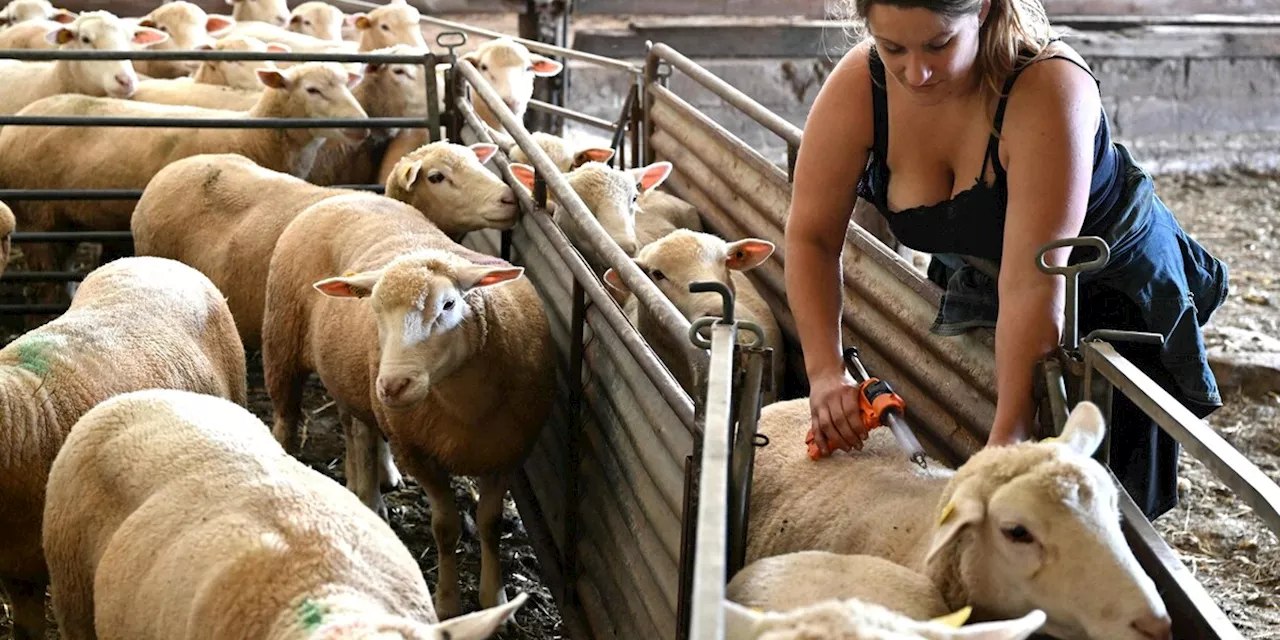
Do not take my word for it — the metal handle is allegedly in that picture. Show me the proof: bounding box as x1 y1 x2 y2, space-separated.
689 318 764 350
1084 329 1166 347
436 31 467 51
686 280 764 349
1035 236 1111 352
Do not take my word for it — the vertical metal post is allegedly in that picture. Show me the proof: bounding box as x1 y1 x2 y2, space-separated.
727 347 767 579
444 51 462 142
643 42 660 167
1083 349 1115 465
423 52 440 143
630 75 644 170
786 142 798 183
676 451 698 640
563 275 586 612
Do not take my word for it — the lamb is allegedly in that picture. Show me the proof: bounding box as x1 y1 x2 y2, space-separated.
509 160 673 269
747 400 1174 640
191 35 292 91
133 1 235 79
0 11 167 115
131 142 515 350
726 598 1047 640
226 0 289 28
0 62 368 310
0 19 60 48
43 388 526 640
0 256 247 640
0 0 73 28
261 192 553 619
288 0 349 42
506 129 616 174
350 0 427 52
602 229 784 404
727 551 949 621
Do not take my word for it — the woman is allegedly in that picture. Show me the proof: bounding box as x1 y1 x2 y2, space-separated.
785 0 1228 519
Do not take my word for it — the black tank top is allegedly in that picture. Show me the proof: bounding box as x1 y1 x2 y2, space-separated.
855 45 1126 262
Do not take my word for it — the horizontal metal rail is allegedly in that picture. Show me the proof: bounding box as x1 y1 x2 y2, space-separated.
1085 340 1280 536
11 231 133 242
528 99 618 131
331 0 642 74
0 185 384 201
0 304 68 315
0 116 415 128
647 42 801 147
0 48 432 63
0 271 84 282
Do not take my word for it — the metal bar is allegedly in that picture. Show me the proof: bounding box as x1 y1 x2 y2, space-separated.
1085 340 1280 536
508 470 595 640
0 48 433 63
526 99 617 131
688 322 736 640
579 481 669 638
643 45 660 167
331 0 642 73
1083 362 1115 466
647 42 802 146
456 58 703 381
728 347 766 579
675 451 696 640
1043 358 1071 435
0 185 383 201
608 86 638 167
423 52 441 145
0 271 85 283
0 116 417 128
453 92 697 435
630 76 644 170
12 231 133 242
563 278 587 609
0 304 68 315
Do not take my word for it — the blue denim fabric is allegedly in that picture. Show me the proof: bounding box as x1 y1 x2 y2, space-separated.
926 143 1229 417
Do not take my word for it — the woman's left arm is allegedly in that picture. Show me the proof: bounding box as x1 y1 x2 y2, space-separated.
988 58 1102 446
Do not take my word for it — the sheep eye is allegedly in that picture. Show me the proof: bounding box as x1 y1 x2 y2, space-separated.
1002 525 1034 544
443 298 455 311
650 269 666 281
426 171 446 184
380 23 389 31
158 25 168 32
304 19 311 26
480 63 489 72
80 36 90 44
306 87 321 96
392 67 407 76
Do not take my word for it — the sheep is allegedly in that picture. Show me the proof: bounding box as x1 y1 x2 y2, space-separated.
601 229 784 404
191 35 292 91
0 0 73 28
0 62 369 313
288 0 348 42
746 400 1174 640
351 0 427 52
260 192 554 619
0 256 247 640
226 0 289 29
509 160 673 270
0 200 13 278
725 598 1048 640
133 1 235 79
506 129 617 173
130 76 261 110
0 12 167 116
42 388 527 640
0 19 60 48
728 551 949 621
223 19 358 58
131 142 514 350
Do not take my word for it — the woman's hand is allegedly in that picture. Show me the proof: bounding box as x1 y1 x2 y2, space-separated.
806 370 868 456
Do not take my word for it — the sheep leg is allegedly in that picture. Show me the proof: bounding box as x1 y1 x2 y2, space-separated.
377 434 403 492
414 458 462 619
343 412 388 520
1 577 48 640
477 473 510 609
46 569 95 640
263 357 306 454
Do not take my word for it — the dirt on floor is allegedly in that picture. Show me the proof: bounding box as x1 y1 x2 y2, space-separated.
1150 171 1280 638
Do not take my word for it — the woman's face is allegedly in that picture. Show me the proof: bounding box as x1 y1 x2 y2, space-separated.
866 2 987 103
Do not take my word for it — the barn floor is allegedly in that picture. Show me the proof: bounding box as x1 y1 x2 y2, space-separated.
2 170 1278 638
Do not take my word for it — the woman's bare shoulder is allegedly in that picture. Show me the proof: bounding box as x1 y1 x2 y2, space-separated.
804 39 877 152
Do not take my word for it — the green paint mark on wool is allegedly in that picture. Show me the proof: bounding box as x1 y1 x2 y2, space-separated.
299 599 328 631
13 336 57 377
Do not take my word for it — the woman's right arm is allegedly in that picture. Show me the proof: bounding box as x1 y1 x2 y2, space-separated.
785 41 877 456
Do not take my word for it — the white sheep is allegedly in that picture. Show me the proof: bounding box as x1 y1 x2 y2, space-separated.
132 142 515 350
43 388 526 640
0 11 167 115
223 19 358 58
0 18 60 48
261 192 554 619
726 598 1048 640
0 62 368 311
226 0 289 28
0 200 14 279
351 0 427 51
0 256 247 640
130 76 261 110
191 35 292 90
728 551 948 621
602 229 784 403
747 400 1173 640
0 0 73 28
288 0 348 42
509 160 672 268
133 1 236 79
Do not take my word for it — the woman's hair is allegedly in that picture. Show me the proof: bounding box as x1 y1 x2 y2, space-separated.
833 0 1055 95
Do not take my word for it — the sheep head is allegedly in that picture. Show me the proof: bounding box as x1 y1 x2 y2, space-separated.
462 37 562 128
353 2 425 51
255 62 369 143
385 141 517 237
724 597 1047 640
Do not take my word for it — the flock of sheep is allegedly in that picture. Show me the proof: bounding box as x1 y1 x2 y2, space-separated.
0 0 1184 638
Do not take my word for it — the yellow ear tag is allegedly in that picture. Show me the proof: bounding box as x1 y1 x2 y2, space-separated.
1042 435 1059 444
342 271 357 277
931 606 972 628
938 500 955 526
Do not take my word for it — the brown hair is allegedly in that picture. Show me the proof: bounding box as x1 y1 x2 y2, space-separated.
835 0 1055 95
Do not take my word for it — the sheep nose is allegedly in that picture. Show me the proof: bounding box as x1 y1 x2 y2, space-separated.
379 377 411 401
619 240 638 256
115 73 136 94
1130 614 1172 640
500 195 516 206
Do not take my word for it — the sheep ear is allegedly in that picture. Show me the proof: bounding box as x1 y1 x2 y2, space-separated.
725 239 774 271
630 161 672 193
455 265 524 291
206 15 235 37
431 592 526 640
256 68 288 89
132 27 169 46
948 609 1047 640
396 160 422 189
1054 401 1106 457
289 13 302 25
195 43 215 51
574 147 614 167
313 271 382 298
602 268 629 295
47 27 73 46
469 143 499 165
509 163 537 192
266 42 291 53
925 479 984 566
346 71 363 89
931 606 973 628
52 9 77 23
138 18 158 28
529 54 562 77
353 13 371 30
